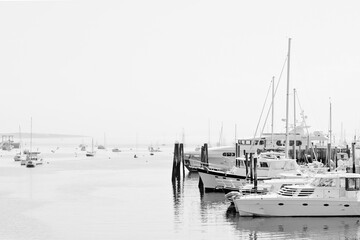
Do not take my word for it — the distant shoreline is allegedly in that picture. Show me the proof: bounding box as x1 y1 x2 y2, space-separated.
0 133 87 139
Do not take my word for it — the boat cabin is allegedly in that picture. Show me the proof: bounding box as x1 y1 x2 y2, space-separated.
278 173 360 199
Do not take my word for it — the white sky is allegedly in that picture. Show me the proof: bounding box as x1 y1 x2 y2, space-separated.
0 1 360 146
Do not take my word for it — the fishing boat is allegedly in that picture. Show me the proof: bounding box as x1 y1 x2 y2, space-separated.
234 172 360 217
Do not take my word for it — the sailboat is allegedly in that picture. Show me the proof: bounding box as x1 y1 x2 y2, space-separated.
26 117 43 167
86 138 96 157
14 126 25 162
134 134 138 158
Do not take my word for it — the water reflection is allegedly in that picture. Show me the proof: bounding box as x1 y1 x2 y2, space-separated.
172 178 184 212
226 210 360 239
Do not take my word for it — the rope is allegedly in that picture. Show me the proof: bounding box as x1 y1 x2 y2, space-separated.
250 56 288 152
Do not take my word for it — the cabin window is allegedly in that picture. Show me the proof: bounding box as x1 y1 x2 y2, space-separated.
223 152 236 157
276 140 283 146
296 140 302 146
259 162 269 168
239 160 244 167
345 178 360 191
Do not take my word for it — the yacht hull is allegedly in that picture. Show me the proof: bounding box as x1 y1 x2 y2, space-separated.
235 197 360 217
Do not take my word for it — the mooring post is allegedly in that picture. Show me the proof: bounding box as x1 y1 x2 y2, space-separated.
249 153 253 183
310 142 314 161
245 152 249 180
200 146 204 168
204 143 209 167
180 143 185 177
253 156 257 193
172 142 179 181
235 143 240 158
327 143 331 170
334 147 338 169
352 142 356 173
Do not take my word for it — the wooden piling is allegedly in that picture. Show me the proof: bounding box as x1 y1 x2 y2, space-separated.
204 143 209 166
235 143 240 158
172 143 179 181
327 143 331 169
245 153 249 179
180 143 185 177
352 142 356 173
253 156 257 193
334 147 338 168
249 153 253 183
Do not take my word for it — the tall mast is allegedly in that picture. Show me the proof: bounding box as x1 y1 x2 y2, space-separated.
208 119 211 147
284 38 291 158
329 99 332 144
19 125 22 154
293 88 297 159
234 124 237 145
30 117 33 158
271 76 275 148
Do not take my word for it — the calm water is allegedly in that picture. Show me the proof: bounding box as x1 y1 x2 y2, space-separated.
1 145 360 240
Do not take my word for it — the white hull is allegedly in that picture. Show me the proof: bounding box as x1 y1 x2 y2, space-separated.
236 196 360 216
198 169 247 191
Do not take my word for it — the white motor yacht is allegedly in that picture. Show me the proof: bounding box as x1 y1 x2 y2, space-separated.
234 172 360 217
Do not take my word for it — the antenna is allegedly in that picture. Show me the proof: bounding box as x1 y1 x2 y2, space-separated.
284 38 291 158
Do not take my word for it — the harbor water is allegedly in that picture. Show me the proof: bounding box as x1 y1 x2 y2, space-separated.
1 144 360 240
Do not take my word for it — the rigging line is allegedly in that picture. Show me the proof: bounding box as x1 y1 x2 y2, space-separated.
249 79 273 152
257 56 289 143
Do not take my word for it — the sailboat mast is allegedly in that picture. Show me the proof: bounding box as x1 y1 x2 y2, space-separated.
284 38 291 158
293 88 297 159
329 99 332 144
208 119 211 147
19 125 22 154
271 76 275 148
30 117 32 154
